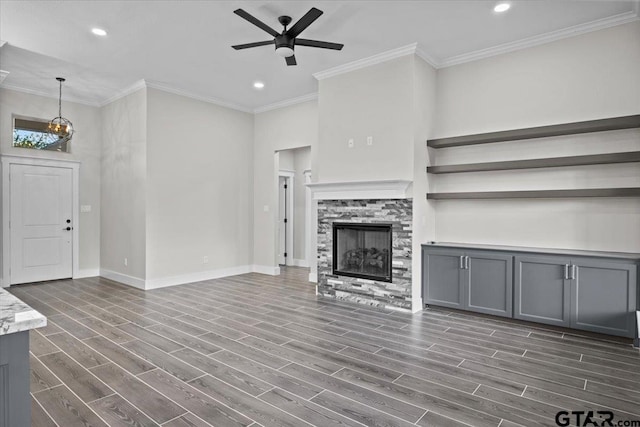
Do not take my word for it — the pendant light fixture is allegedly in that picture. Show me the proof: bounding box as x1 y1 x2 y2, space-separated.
47 77 74 145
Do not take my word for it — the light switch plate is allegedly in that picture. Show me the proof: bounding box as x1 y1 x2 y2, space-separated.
81 205 92 213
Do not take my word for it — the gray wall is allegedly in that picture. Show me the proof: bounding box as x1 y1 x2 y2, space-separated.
253 101 318 270
100 88 147 280
145 87 254 281
432 21 640 253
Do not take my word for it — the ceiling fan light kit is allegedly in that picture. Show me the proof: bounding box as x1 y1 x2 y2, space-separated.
232 7 344 66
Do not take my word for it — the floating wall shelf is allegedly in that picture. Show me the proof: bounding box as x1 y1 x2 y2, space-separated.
427 115 640 148
426 114 640 200
427 188 640 200
427 151 640 174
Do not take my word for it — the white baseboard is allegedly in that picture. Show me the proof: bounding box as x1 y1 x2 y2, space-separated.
308 272 318 283
100 269 146 290
252 265 281 276
75 268 100 279
411 297 424 313
292 259 309 268
145 265 252 290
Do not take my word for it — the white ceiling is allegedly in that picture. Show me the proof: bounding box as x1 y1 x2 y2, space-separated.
1 1 638 111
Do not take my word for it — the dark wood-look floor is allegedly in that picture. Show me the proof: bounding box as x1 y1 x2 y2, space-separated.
9 267 640 427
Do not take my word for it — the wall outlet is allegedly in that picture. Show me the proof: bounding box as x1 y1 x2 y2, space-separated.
348 138 354 148
203 256 209 264
367 136 373 146
124 258 128 266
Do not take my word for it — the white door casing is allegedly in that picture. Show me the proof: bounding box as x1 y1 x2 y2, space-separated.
1 155 80 287
278 176 286 265
277 170 295 267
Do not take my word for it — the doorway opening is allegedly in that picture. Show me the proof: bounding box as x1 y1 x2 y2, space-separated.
274 147 312 275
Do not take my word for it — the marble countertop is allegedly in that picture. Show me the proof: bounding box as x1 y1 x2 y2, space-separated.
0 288 46 336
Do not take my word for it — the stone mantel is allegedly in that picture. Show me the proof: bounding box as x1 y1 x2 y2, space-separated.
307 179 413 200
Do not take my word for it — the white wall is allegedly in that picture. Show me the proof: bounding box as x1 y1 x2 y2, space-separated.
293 147 311 263
432 21 640 253
435 22 640 137
0 88 102 277
411 57 438 311
253 101 318 271
317 56 414 182
100 88 147 280
145 87 254 282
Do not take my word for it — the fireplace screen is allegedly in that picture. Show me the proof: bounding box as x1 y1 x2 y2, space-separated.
333 222 392 282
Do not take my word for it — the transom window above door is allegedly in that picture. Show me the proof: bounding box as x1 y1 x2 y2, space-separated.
13 116 70 153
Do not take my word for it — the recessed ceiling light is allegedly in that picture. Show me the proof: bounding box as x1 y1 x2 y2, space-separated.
253 81 265 90
91 28 107 36
494 3 510 12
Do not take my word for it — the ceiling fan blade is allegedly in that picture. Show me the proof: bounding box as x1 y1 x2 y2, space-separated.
234 9 279 37
285 55 297 66
287 7 323 38
295 39 344 50
232 40 274 50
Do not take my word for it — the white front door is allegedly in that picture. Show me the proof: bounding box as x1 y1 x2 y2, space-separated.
10 164 73 284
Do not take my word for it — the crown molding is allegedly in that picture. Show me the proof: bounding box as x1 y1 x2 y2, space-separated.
98 79 146 107
313 43 420 80
0 83 101 107
254 93 318 114
438 10 640 68
144 80 253 113
414 47 439 69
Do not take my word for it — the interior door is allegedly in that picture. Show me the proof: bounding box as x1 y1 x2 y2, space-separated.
10 164 73 285
278 176 287 265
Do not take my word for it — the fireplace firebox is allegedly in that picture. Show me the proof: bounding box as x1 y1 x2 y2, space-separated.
332 222 392 282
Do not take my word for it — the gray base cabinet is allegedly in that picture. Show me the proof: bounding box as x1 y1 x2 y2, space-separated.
466 252 513 318
423 248 513 318
422 248 465 310
571 258 636 337
0 331 30 427
514 256 571 327
423 244 639 338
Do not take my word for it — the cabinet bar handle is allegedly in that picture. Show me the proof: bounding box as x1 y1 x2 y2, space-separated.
571 264 577 280
459 256 464 269
465 256 469 270
564 264 569 280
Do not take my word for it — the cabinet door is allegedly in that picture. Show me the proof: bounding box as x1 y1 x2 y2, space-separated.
571 259 637 338
514 255 571 327
466 251 513 318
423 248 465 309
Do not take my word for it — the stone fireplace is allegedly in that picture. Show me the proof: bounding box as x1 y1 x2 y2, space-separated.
308 180 413 311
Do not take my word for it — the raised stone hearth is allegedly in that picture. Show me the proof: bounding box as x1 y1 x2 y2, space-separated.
317 198 412 310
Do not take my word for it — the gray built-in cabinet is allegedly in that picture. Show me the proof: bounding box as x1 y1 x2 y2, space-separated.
423 243 639 338
423 248 513 318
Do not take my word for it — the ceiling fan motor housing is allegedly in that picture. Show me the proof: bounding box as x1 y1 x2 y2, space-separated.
275 34 295 50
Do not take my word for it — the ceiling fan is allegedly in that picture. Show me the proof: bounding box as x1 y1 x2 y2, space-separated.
231 7 344 66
